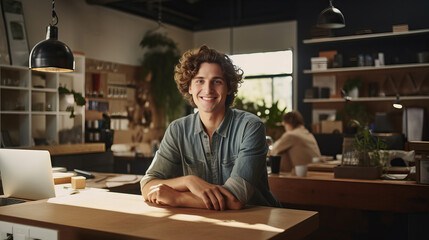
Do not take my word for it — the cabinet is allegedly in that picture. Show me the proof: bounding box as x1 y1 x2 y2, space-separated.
0 54 85 147
303 29 429 133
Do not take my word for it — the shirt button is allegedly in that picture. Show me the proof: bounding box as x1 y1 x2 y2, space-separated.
204 135 207 138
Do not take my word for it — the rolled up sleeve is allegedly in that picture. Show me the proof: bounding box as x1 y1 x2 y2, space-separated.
140 123 182 190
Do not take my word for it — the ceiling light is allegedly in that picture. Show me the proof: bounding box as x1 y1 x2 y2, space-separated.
29 0 74 72
317 0 345 29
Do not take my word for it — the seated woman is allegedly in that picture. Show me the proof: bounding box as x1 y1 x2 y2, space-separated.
271 111 321 172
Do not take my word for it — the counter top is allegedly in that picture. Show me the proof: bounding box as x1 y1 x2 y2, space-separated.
269 171 429 213
21 143 105 156
0 191 318 240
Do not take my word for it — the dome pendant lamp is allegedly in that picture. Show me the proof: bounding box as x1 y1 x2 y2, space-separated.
317 0 345 29
29 0 74 72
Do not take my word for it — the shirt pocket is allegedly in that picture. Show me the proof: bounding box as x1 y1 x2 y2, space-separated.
183 154 206 179
221 155 237 181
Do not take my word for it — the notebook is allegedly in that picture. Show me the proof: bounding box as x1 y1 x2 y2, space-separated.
0 148 56 203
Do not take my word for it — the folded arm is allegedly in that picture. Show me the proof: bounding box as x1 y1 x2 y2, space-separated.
142 175 243 210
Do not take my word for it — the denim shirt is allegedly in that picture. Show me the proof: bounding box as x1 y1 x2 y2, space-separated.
141 108 281 207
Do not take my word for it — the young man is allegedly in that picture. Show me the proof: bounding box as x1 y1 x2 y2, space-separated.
140 45 281 210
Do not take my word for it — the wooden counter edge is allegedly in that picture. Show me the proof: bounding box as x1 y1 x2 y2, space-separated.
273 211 319 240
20 143 105 156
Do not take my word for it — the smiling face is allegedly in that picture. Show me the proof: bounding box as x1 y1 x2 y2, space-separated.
188 62 231 117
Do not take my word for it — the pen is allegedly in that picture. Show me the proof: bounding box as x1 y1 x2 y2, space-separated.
95 176 108 183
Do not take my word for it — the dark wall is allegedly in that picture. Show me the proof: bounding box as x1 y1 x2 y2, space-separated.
295 0 429 127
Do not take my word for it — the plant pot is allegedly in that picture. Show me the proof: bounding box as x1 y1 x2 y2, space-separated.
334 165 382 180
59 94 74 111
348 87 359 98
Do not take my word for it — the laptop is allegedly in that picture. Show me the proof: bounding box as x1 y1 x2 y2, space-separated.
0 149 56 204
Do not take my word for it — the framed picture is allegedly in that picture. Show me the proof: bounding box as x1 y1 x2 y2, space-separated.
312 109 336 124
1 0 29 66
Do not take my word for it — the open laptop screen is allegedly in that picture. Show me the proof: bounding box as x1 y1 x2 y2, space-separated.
0 149 56 200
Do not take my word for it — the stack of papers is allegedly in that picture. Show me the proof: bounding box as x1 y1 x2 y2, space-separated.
105 175 140 188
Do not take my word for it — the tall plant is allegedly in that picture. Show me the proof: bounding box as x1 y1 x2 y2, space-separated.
140 30 184 124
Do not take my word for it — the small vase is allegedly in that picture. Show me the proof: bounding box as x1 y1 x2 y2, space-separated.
348 87 359 98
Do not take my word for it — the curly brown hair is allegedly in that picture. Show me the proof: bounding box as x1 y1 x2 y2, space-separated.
174 45 243 108
282 111 305 129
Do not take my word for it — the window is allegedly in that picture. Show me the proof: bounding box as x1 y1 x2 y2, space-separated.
229 50 293 111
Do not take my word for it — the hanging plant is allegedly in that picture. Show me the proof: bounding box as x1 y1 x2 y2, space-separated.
140 30 184 124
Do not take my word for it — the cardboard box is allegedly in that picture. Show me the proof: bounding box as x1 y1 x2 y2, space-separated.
319 50 338 68
311 57 328 70
321 120 343 134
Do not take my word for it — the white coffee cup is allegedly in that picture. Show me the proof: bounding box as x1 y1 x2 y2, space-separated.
295 165 308 177
312 157 321 163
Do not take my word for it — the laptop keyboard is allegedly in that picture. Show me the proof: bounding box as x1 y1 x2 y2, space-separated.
0 198 26 206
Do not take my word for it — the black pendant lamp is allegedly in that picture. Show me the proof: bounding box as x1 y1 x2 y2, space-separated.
29 0 74 72
317 0 345 29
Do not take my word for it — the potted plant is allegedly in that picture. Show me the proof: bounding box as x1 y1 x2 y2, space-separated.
234 97 286 139
58 86 86 118
343 77 362 98
334 120 388 180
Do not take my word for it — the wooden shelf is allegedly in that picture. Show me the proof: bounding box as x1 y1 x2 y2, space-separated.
303 96 429 103
303 29 429 44
304 63 429 74
31 88 57 92
0 110 29 114
86 96 128 101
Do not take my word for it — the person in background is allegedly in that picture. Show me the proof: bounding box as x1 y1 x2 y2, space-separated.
140 45 281 211
271 111 321 172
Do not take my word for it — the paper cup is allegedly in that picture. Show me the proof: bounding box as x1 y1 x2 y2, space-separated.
295 165 308 177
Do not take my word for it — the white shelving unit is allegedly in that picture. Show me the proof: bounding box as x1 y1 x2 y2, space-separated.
0 54 85 147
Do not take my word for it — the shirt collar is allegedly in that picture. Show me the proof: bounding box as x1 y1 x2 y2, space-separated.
193 108 232 138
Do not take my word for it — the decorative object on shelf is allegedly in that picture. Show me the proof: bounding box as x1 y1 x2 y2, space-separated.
380 75 397 96
29 0 74 72
342 77 362 98
1 0 29 66
317 0 345 29
336 89 370 127
312 109 336 124
398 73 418 96
58 86 86 118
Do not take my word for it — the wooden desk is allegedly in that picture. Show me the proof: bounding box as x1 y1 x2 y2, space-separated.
269 171 429 213
0 191 318 240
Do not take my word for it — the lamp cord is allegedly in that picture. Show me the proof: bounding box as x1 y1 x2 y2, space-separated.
158 0 162 27
51 0 58 26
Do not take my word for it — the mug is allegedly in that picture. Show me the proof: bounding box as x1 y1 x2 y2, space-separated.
269 155 281 174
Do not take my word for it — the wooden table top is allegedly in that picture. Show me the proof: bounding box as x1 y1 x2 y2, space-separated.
0 191 318 240
269 171 429 213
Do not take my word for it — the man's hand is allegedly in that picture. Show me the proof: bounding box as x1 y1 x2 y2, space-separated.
146 183 180 207
184 175 241 211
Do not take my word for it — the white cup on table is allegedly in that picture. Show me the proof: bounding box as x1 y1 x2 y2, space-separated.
295 165 308 177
